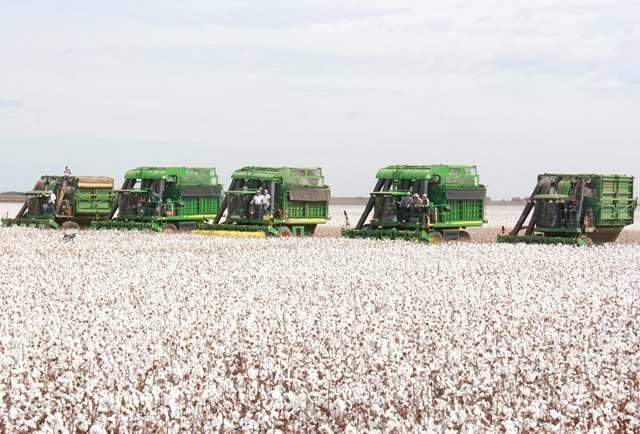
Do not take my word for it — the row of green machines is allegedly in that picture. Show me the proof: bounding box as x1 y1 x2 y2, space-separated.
2 165 636 245
2 166 332 237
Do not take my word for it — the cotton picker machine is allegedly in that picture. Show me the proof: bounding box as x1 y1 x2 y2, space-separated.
497 173 637 246
92 167 223 232
195 167 331 237
1 175 115 230
341 165 487 242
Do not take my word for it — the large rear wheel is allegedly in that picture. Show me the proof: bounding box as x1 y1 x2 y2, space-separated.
160 223 178 234
579 235 594 247
428 231 444 244
276 226 292 237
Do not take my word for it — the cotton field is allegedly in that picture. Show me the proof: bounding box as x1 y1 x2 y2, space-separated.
1 227 639 433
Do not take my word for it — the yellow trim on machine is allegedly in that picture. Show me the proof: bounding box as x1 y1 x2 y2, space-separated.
191 230 266 238
283 218 326 224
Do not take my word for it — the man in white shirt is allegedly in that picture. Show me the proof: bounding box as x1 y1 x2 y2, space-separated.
47 191 57 215
64 166 72 178
250 191 264 219
262 189 271 215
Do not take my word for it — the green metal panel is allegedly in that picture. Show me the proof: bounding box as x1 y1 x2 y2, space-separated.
284 200 328 219
199 196 220 215
178 197 200 216
286 201 306 218
306 201 328 218
124 167 219 185
75 189 114 215
441 199 484 222
231 166 325 187
596 175 635 226
177 196 221 216
376 164 481 187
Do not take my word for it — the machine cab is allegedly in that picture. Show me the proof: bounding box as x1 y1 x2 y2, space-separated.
371 177 435 227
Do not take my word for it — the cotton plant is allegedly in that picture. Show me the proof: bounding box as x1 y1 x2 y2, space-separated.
0 226 638 432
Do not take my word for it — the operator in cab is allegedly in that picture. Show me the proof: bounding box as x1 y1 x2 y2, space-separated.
250 190 265 220
399 192 413 223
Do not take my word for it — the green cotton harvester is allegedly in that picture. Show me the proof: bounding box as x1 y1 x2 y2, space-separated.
342 164 487 242
196 167 331 237
2 175 115 230
497 173 637 246
92 167 223 232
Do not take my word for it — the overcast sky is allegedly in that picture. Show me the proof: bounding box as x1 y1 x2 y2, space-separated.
1 0 638 198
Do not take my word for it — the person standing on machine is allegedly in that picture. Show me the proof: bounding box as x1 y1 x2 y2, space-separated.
262 188 271 216
250 190 265 220
420 193 431 225
399 192 413 223
410 193 423 221
47 191 57 216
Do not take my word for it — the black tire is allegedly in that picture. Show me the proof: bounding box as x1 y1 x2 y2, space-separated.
458 230 471 242
304 224 318 236
276 226 292 237
160 223 178 233
178 222 197 232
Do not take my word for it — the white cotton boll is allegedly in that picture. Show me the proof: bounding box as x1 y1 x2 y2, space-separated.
97 394 114 413
51 412 67 434
76 416 90 433
166 389 182 418
168 421 180 434
318 423 333 433
502 420 518 434
223 418 235 431
625 402 637 414
9 406 20 421
212 414 223 429
332 398 347 418
285 391 299 411
88 424 107 434
271 387 284 410
344 424 358 434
